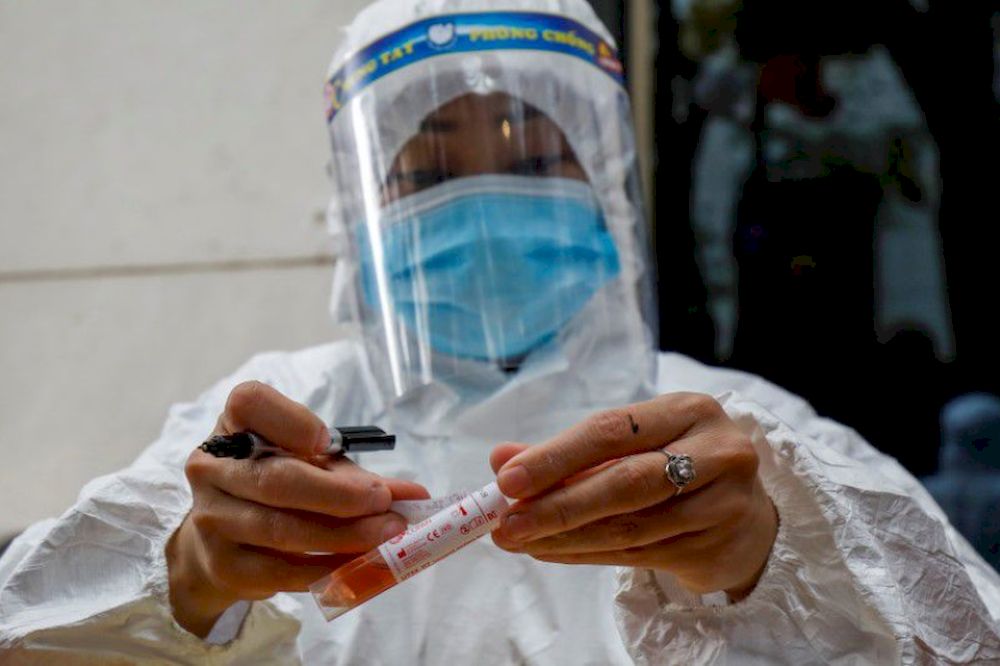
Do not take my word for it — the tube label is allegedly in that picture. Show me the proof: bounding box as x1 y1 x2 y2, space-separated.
389 491 470 524
377 481 508 582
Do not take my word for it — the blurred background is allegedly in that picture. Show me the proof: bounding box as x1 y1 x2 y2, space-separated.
1 1 997 567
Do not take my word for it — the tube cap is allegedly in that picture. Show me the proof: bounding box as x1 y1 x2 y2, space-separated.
336 426 396 453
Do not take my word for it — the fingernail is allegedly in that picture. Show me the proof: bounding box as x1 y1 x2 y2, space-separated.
314 424 331 454
381 519 407 542
497 465 530 497
502 511 537 541
492 534 523 552
369 482 392 512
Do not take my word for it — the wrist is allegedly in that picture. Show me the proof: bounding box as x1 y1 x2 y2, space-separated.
724 495 779 602
166 516 239 638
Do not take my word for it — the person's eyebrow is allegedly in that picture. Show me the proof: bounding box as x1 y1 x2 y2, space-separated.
498 106 543 126
418 116 459 133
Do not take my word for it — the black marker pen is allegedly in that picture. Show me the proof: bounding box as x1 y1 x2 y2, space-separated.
199 426 395 461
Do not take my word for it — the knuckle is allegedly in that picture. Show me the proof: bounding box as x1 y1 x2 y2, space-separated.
717 495 751 528
247 460 282 499
549 496 576 532
197 539 232 586
608 519 643 549
226 381 266 422
205 555 239 593
676 393 723 420
184 451 214 486
189 507 217 535
259 509 289 547
351 484 382 515
352 518 389 550
587 408 633 444
326 472 376 516
614 457 654 498
541 447 569 475
695 532 733 570
727 436 760 479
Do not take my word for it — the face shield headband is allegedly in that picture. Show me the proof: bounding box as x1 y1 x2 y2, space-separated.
324 11 625 125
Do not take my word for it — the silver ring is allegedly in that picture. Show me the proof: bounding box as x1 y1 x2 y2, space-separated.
659 451 696 497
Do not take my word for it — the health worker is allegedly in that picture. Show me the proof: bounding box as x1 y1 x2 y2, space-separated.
1 1 998 663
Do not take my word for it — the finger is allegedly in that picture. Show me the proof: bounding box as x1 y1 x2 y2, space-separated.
560 458 623 486
199 491 408 553
495 430 729 542
316 457 429 501
529 529 743 594
496 393 725 499
247 548 351 570
490 443 530 474
493 483 725 554
384 477 431 501
493 443 615 487
315 450 430 502
219 381 329 456
187 450 392 517
528 529 715 571
209 546 344 598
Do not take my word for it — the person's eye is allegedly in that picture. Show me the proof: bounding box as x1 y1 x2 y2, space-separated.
387 169 451 190
508 154 570 177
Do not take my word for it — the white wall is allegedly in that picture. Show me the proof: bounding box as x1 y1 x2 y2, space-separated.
0 1 371 536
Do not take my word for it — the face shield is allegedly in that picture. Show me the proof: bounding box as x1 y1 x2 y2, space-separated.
325 7 657 400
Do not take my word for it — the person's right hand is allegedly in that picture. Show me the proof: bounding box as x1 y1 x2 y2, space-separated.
166 381 427 638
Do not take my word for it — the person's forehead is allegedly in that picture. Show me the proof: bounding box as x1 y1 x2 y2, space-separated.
417 93 550 133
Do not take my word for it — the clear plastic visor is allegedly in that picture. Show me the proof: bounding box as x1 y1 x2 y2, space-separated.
327 57 656 399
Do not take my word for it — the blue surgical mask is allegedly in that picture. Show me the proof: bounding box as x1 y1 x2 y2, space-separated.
356 175 620 361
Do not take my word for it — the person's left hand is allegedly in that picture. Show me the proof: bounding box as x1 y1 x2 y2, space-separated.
490 393 778 600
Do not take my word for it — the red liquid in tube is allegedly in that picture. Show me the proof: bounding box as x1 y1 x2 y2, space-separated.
310 481 508 621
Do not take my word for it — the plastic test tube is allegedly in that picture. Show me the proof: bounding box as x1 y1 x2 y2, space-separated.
309 481 509 621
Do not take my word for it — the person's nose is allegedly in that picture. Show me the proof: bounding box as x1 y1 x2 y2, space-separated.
448 131 513 177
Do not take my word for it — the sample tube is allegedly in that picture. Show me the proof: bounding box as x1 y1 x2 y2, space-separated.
310 481 509 621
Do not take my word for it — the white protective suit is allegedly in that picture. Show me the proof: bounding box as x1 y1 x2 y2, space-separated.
2 1 1000 664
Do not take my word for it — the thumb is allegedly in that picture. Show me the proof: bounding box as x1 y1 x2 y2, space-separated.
490 442 530 475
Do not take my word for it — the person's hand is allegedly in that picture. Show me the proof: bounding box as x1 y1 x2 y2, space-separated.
167 381 427 637
490 393 777 600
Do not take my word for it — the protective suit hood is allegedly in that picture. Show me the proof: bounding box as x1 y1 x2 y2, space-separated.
321 0 657 406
